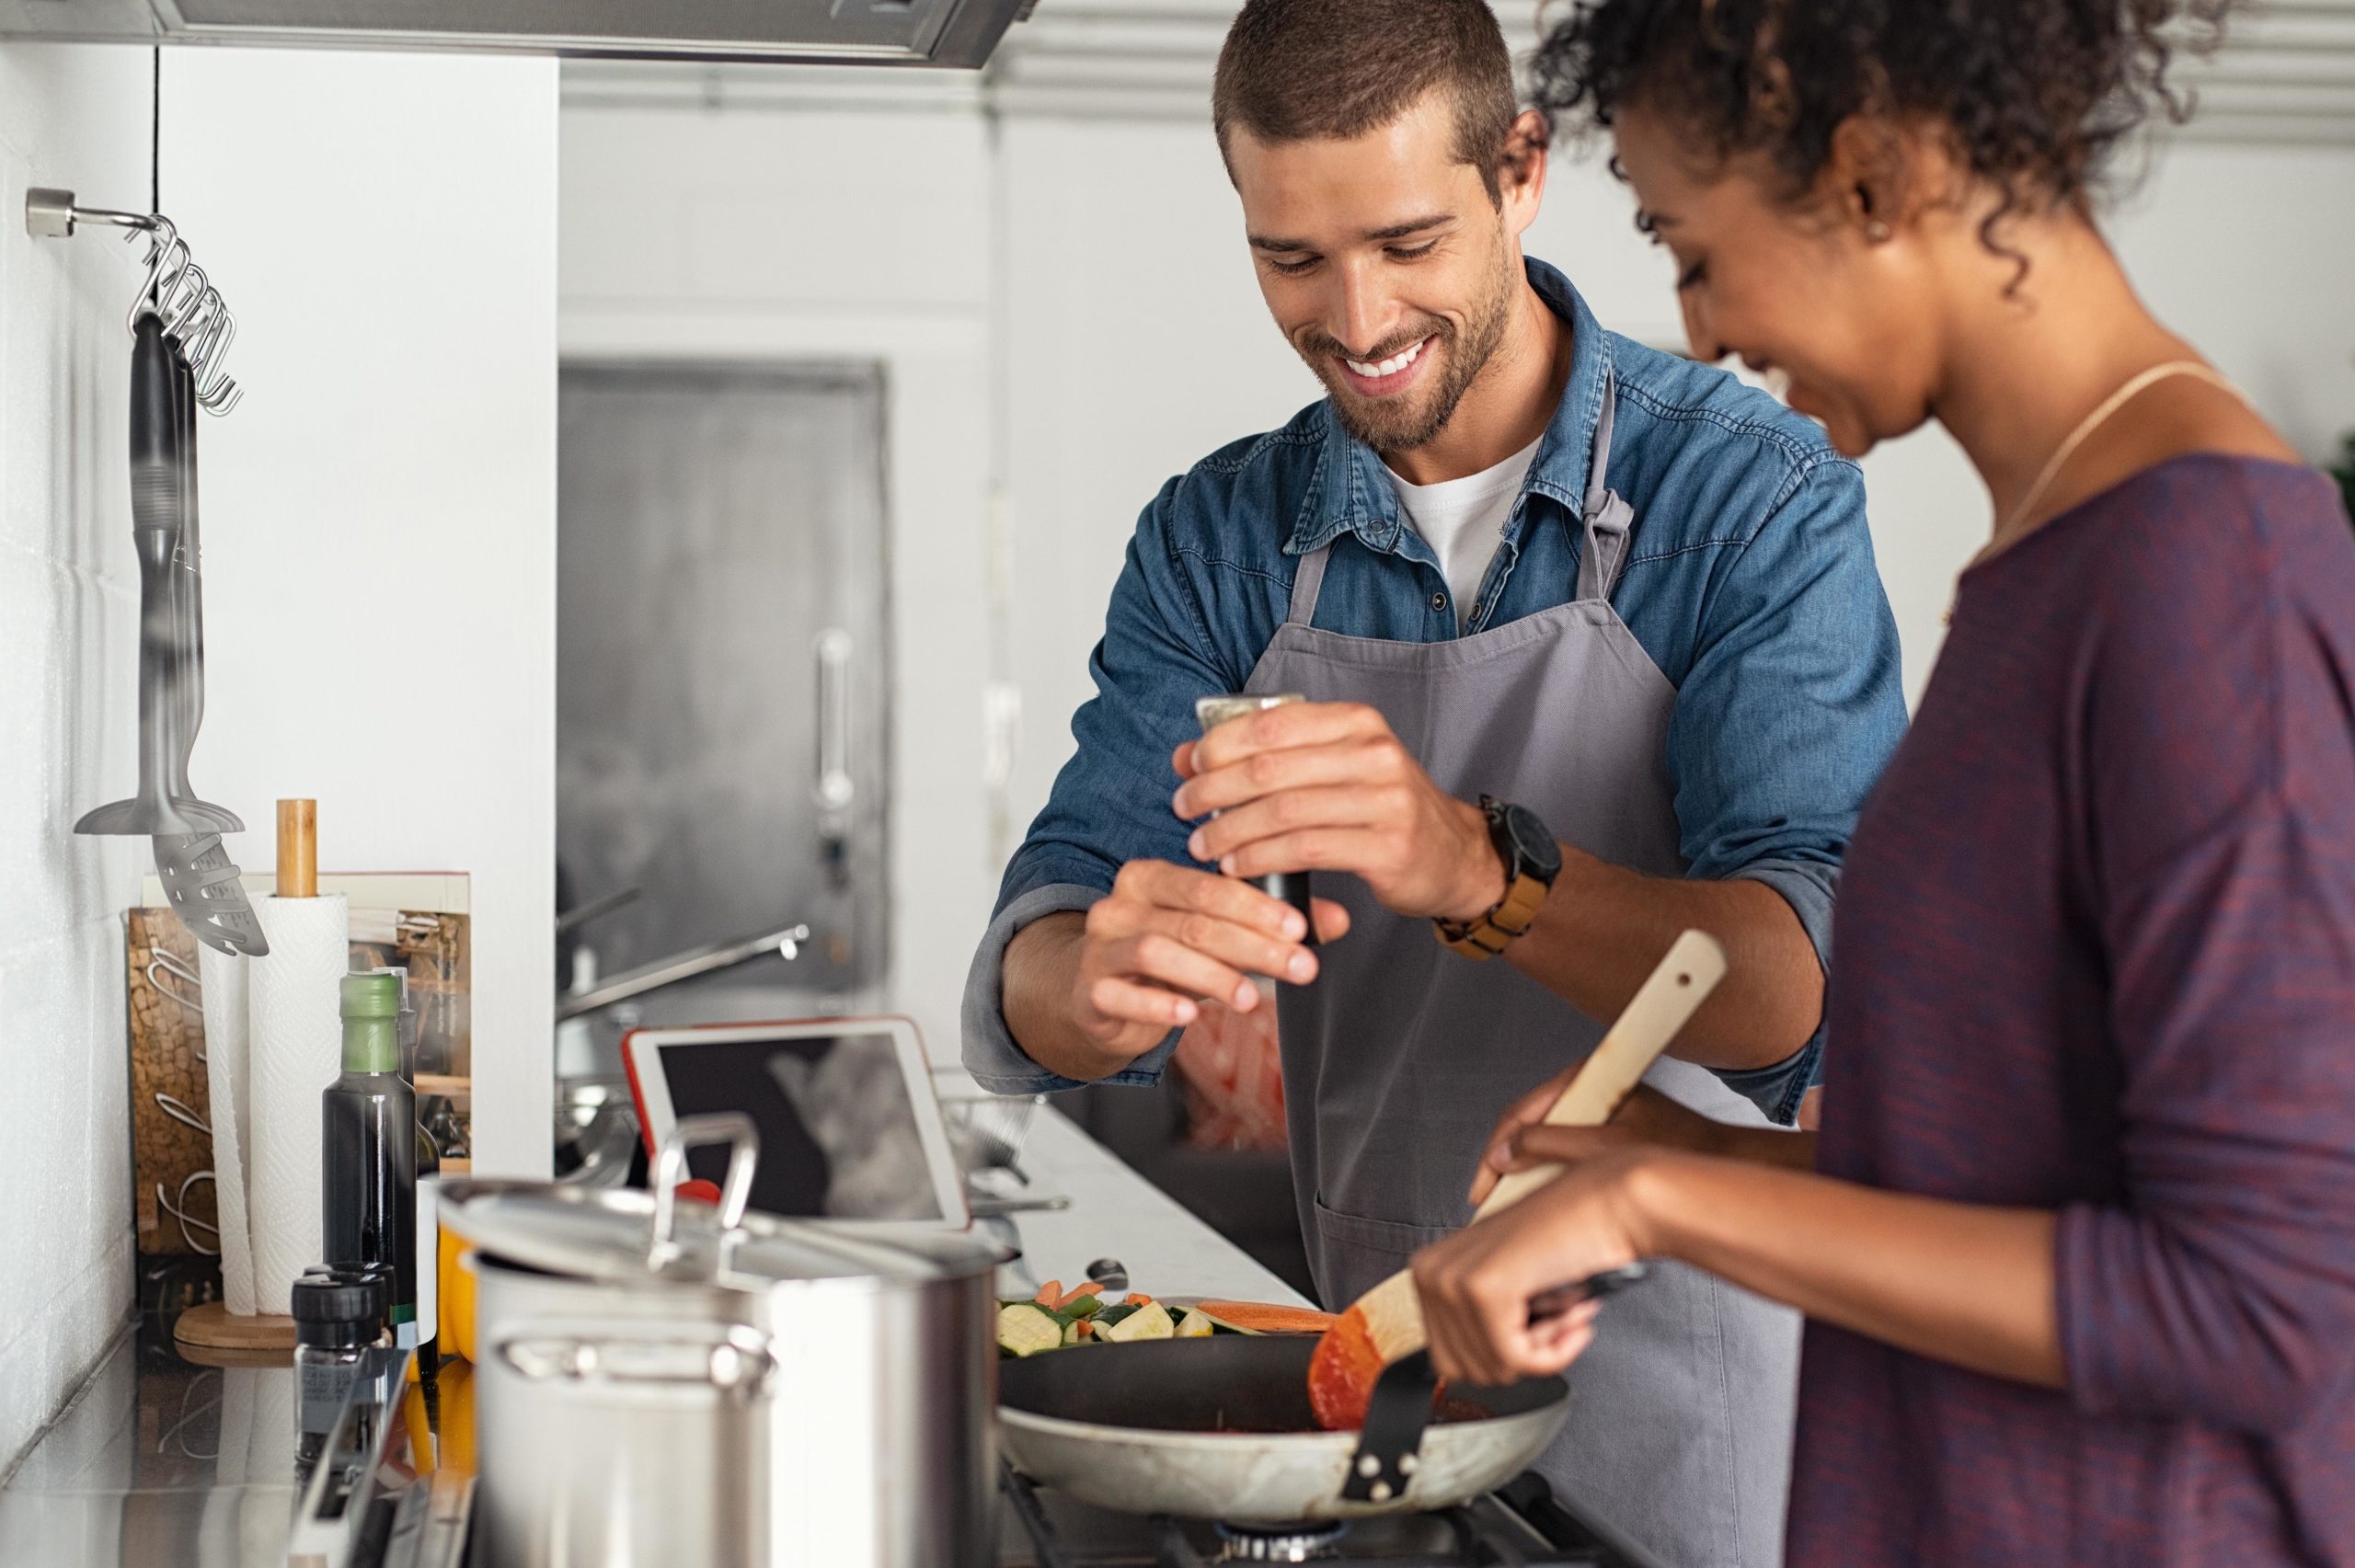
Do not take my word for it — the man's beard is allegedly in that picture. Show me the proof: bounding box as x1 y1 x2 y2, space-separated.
1295 255 1516 453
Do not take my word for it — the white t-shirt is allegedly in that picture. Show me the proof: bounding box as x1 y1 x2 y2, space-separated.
1384 434 1544 629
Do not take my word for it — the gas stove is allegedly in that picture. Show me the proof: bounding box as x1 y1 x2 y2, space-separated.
996 1465 1667 1568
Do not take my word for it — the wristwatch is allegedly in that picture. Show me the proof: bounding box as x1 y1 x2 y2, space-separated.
1434 795 1563 959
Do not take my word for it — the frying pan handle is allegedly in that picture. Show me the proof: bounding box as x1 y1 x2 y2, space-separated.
649 1113 760 1264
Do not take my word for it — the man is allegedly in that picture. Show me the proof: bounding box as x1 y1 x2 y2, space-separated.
962 1 1906 1561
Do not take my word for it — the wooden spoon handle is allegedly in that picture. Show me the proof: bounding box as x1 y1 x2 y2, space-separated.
1475 929 1728 1217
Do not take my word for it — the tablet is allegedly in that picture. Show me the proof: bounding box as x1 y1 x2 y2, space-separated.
623 1017 971 1230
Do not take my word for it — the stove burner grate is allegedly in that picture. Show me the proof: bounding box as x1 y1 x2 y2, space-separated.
999 1462 1660 1568
1212 1517 1350 1562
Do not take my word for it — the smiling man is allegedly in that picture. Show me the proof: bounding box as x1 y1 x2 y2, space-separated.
963 2 1906 1561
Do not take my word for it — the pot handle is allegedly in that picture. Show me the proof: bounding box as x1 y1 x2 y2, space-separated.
649 1112 761 1265
500 1328 775 1397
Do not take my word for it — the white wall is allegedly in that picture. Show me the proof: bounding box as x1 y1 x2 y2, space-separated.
559 104 996 1055
159 50 561 1176
0 40 155 1479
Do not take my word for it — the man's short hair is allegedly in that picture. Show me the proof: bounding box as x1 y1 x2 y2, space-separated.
1212 0 1521 204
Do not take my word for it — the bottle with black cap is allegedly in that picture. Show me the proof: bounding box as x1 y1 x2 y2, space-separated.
292 1265 387 1479
321 971 418 1344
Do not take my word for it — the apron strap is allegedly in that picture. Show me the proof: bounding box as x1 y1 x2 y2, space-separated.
1285 543 1332 626
1576 372 1635 605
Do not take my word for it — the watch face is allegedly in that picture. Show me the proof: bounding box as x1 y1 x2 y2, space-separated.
1503 803 1564 879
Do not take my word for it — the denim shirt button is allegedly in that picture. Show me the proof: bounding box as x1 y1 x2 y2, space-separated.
1430 591 1448 613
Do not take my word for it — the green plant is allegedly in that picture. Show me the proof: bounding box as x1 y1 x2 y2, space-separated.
2333 432 2355 528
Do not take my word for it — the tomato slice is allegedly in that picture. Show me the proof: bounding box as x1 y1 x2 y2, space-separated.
1306 1310 1384 1431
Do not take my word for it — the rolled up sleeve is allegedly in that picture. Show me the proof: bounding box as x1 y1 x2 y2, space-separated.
959 482 1239 1092
961 882 1185 1093
1666 457 1907 1120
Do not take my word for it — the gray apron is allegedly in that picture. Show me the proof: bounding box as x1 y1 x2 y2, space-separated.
1244 381 1800 1568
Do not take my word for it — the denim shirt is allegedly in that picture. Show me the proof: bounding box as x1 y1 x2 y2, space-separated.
964 258 1907 1123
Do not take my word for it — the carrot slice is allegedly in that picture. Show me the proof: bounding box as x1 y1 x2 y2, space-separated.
1192 1300 1338 1334
1033 1280 1063 1307
1052 1279 1109 1310
1126 1292 1155 1308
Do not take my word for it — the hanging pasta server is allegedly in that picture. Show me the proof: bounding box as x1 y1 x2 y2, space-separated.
74 310 265 954
153 330 268 956
75 314 204 843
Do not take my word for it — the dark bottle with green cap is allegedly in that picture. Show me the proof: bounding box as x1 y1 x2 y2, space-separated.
322 971 418 1345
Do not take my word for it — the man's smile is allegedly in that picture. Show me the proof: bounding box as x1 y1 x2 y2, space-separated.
1337 333 1436 396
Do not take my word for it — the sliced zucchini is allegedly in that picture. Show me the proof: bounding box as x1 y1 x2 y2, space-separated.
997 1302 1063 1358
1102 1301 1176 1344
1174 1307 1215 1339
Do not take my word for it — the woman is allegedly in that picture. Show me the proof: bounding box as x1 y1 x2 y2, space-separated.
1407 1 2355 1562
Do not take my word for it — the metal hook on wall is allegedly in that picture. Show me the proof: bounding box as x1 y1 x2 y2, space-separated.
26 188 247 413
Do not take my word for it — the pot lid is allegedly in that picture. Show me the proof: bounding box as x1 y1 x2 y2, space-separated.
439 1177 1004 1290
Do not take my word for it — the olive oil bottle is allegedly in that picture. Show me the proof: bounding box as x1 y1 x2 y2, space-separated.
321 971 418 1345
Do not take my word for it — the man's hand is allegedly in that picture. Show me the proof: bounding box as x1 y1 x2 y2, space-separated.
1172 701 1504 923
1010 860 1352 1079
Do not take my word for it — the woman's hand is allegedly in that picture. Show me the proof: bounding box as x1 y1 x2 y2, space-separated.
1469 1081 1732 1204
1414 1149 1659 1387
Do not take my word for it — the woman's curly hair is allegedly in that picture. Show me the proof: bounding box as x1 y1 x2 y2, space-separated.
1529 0 2236 258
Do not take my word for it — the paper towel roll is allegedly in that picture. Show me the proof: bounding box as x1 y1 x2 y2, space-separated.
247 892 349 1315
200 946 257 1316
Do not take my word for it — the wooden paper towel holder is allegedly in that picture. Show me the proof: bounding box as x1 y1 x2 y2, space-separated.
175 1301 296 1360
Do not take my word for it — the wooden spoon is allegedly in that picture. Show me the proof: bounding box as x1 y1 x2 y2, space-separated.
1307 928 1729 1431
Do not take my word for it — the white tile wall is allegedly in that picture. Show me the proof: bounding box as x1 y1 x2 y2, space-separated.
0 40 159 1479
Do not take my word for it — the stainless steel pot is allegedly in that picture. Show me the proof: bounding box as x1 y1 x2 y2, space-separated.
443 1115 1005 1568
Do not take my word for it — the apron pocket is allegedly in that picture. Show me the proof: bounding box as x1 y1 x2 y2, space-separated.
1309 1196 1456 1308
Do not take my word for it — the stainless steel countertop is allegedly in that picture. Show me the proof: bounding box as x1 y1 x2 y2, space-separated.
0 1108 1312 1567
0 1318 304 1568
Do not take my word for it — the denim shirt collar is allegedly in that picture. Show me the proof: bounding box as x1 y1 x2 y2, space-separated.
1285 257 1616 559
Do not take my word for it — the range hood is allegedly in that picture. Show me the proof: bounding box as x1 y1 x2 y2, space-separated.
0 0 1037 66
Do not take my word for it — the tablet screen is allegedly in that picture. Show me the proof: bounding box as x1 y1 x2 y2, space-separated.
658 1031 946 1221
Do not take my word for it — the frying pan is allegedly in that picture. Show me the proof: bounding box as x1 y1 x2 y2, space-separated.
997 1335 1567 1524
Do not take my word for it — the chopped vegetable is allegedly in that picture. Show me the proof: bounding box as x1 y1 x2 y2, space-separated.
1192 1301 1337 1336
997 1303 1063 1358
1102 1302 1176 1343
1004 1276 1212 1355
